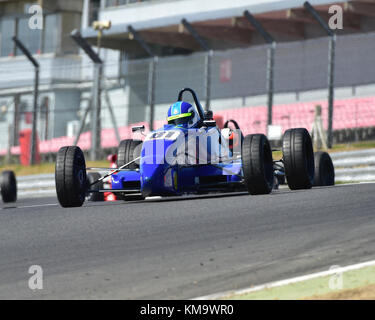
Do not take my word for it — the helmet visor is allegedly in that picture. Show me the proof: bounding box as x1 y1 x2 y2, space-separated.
167 112 192 125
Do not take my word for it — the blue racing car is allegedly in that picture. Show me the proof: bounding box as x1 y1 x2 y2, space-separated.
55 88 334 208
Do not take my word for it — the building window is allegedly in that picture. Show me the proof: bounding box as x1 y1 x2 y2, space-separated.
16 17 42 55
89 0 101 25
105 0 149 8
42 14 59 54
0 13 60 57
0 19 16 57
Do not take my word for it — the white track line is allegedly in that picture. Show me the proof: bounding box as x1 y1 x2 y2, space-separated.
193 259 375 300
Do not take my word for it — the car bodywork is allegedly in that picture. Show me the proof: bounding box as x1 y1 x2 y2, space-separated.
111 88 246 198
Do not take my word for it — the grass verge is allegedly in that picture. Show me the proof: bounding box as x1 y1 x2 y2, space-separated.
225 265 375 300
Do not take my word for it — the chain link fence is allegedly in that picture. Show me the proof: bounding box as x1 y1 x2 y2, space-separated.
1 31 375 154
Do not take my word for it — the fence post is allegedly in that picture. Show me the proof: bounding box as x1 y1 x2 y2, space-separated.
244 10 275 126
304 1 336 149
148 56 158 131
128 26 158 131
12 36 40 165
181 19 212 111
266 42 276 126
71 30 103 160
91 62 103 160
204 50 213 111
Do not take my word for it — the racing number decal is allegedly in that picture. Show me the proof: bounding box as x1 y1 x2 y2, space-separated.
146 130 180 141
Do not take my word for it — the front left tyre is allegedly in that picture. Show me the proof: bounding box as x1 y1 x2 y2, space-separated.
242 134 274 195
1 170 17 203
55 146 87 208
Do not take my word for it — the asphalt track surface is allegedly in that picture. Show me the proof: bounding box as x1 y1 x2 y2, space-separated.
0 183 375 299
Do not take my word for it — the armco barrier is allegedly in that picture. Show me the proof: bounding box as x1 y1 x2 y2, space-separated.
17 174 56 198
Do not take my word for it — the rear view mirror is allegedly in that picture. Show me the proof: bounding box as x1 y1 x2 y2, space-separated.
132 125 145 133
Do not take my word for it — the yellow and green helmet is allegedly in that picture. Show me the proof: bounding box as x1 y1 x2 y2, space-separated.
167 101 195 126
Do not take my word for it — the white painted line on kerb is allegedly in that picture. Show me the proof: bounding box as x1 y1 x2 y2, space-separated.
193 259 375 300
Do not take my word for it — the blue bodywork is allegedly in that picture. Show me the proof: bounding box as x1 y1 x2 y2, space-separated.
111 124 244 197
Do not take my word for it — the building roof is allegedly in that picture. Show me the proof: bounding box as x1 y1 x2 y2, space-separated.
81 0 375 55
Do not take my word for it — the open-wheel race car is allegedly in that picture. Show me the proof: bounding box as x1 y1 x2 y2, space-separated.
55 88 335 208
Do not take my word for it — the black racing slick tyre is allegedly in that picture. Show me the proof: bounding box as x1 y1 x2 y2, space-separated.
313 151 335 187
242 134 274 195
1 170 17 203
55 146 87 208
86 172 104 202
282 128 315 190
117 139 142 169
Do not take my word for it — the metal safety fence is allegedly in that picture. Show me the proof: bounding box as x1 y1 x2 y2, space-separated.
1 31 375 157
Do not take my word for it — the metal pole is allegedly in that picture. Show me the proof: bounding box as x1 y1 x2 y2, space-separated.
30 66 39 165
74 104 92 146
327 34 336 149
90 63 103 161
148 56 157 131
13 94 20 147
204 50 213 111
128 26 158 131
12 36 40 165
70 30 103 160
266 42 276 125
243 10 275 125
181 19 212 112
304 1 335 148
44 98 49 141
6 124 12 164
103 79 121 143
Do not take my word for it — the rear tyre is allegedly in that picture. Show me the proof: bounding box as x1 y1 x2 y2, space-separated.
86 172 104 202
55 146 87 208
242 134 274 195
117 139 142 169
1 170 17 203
282 128 314 190
313 151 335 187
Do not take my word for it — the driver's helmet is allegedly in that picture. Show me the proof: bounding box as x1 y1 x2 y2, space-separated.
167 101 199 128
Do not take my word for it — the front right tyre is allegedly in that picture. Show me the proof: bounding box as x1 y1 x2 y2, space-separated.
282 128 315 190
117 139 143 169
55 146 87 208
